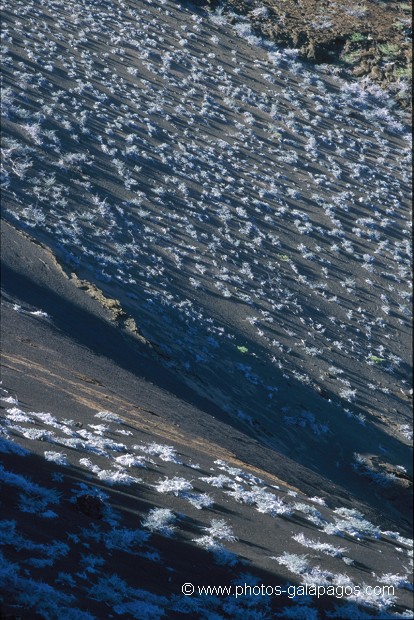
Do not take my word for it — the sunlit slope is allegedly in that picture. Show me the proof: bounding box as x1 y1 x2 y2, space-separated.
2 1 412 466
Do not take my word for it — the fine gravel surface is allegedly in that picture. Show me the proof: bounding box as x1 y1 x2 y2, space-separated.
1 0 412 618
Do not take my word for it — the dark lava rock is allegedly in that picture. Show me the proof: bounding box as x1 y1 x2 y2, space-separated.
76 494 105 519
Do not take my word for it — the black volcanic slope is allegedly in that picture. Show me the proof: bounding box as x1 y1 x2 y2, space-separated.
1 0 412 618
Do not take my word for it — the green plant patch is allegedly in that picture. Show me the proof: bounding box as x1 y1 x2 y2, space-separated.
395 66 412 78
393 21 405 30
350 32 366 43
369 355 386 363
378 43 400 58
237 346 249 354
343 51 362 64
